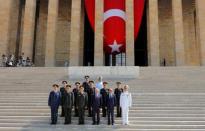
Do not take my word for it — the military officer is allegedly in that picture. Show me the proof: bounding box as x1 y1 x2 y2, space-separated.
100 82 109 117
120 85 132 125
63 85 74 124
114 82 123 117
73 82 80 117
48 84 61 125
76 86 88 125
60 80 68 117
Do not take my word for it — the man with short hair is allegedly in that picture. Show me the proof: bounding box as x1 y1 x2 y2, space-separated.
63 85 74 124
60 81 68 117
106 88 116 125
91 88 102 125
73 82 80 117
76 86 88 125
100 82 109 117
114 82 123 117
48 84 61 125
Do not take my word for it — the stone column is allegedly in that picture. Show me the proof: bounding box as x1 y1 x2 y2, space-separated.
147 0 160 66
45 0 59 67
94 0 104 66
69 0 83 66
21 0 36 60
172 0 185 66
0 0 12 55
196 0 205 66
126 0 135 66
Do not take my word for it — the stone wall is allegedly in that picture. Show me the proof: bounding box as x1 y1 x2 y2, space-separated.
182 0 200 65
158 0 175 66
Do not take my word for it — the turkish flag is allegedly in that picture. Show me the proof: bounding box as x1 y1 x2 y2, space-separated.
104 0 126 54
84 0 145 54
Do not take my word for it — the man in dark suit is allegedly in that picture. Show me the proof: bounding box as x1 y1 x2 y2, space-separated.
114 82 123 117
91 88 102 125
73 82 80 117
60 81 68 117
106 88 116 125
63 85 74 124
48 84 61 125
100 82 109 117
76 86 88 125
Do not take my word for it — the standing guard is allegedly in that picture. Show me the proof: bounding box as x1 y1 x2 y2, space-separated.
76 86 88 125
63 85 74 124
48 84 61 125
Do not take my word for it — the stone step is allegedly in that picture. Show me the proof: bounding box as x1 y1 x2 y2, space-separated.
0 123 205 129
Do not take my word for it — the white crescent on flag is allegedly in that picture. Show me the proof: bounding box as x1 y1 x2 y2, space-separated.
103 9 126 22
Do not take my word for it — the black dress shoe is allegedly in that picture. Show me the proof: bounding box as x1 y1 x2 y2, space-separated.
92 123 96 125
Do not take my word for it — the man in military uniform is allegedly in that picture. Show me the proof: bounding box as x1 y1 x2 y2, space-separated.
91 88 102 125
63 85 74 124
60 81 68 117
114 82 123 117
76 86 88 125
87 80 95 117
83 76 92 116
48 84 61 125
73 82 80 117
100 82 109 117
82 75 90 93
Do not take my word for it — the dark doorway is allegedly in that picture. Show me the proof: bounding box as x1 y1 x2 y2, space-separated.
83 12 94 66
134 3 148 66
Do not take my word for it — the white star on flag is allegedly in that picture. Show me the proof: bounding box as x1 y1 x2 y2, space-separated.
108 40 123 53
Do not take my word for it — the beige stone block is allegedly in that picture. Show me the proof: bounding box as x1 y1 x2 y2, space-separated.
94 0 104 66
45 0 59 67
196 0 205 65
69 0 83 66
172 0 185 66
147 0 160 66
0 0 12 55
126 0 135 66
21 0 36 59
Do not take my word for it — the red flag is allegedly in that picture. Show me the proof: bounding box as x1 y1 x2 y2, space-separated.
104 0 126 54
84 0 145 54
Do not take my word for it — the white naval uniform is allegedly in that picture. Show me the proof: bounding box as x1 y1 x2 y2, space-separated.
120 91 132 125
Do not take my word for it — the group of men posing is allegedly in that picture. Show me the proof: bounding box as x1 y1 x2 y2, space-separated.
48 76 132 125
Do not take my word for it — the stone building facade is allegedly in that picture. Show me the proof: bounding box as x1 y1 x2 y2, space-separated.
0 0 205 67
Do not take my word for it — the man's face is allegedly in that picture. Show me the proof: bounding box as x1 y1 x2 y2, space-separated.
117 84 121 88
53 86 58 91
109 89 113 94
79 88 84 93
85 77 89 82
76 84 80 88
65 87 70 92
89 82 94 87
63 82 67 86
103 84 107 88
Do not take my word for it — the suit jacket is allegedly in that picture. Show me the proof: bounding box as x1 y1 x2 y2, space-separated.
76 92 88 109
91 94 102 110
100 88 108 106
114 88 123 105
60 87 66 106
106 94 116 110
48 91 61 108
73 88 79 106
63 92 74 108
